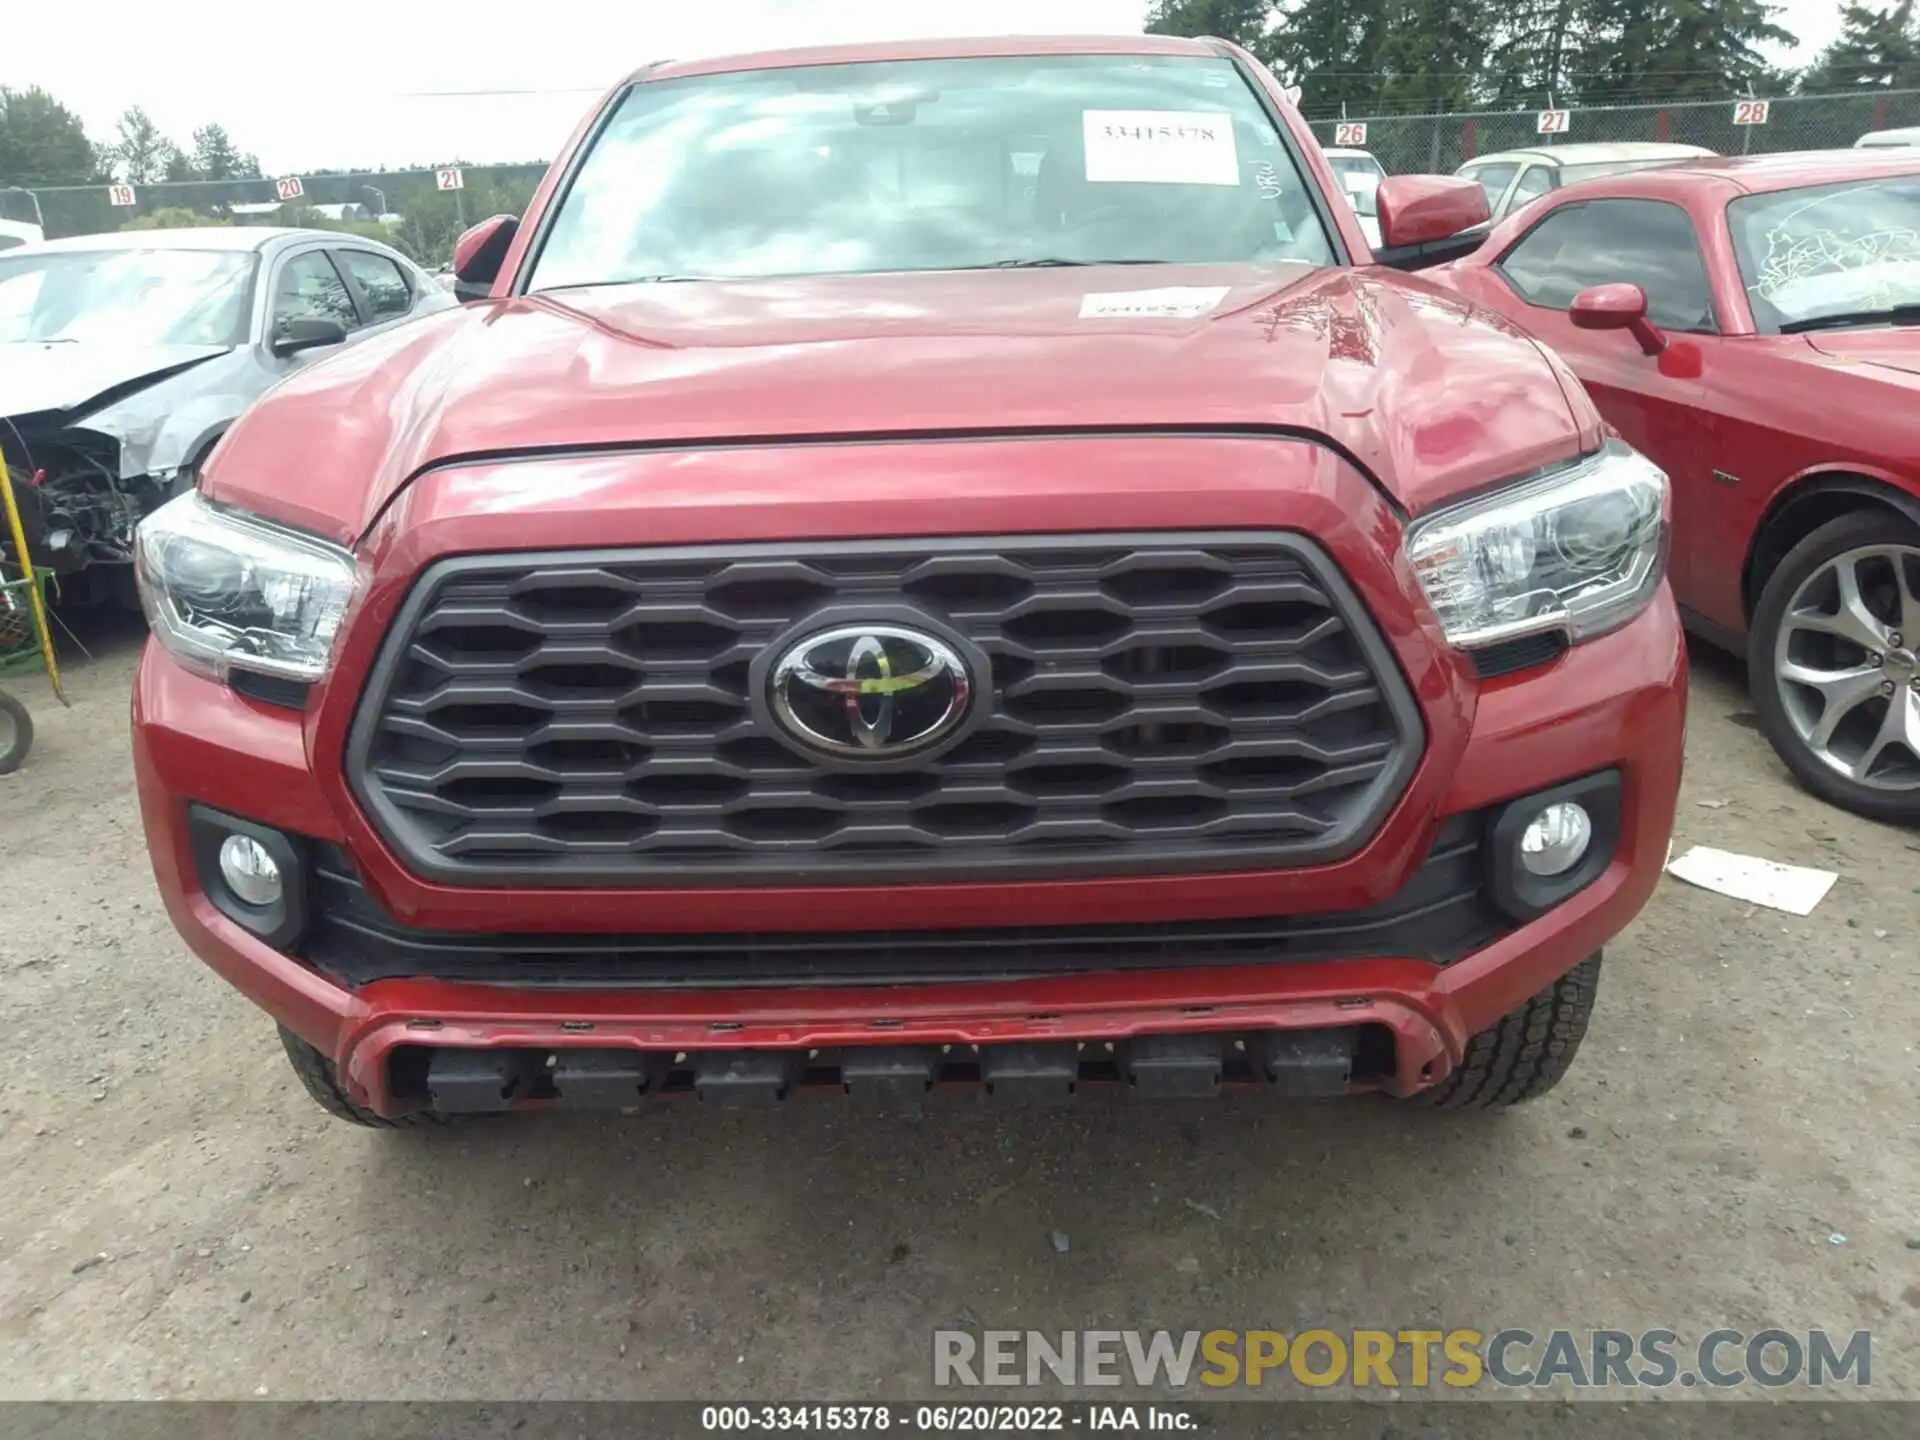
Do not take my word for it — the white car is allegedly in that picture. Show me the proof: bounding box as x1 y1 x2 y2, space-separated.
1855 126 1920 149
1455 142 1715 223
1323 146 1384 247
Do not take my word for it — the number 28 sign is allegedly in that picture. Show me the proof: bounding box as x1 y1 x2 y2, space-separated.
1734 99 1771 126
1536 109 1570 135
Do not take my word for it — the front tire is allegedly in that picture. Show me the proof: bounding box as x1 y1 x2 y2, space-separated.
1413 954 1600 1109
0 690 33 775
277 1026 445 1128
1748 510 1920 824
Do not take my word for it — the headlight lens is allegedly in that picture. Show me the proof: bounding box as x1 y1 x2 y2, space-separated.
135 491 357 683
1403 441 1668 649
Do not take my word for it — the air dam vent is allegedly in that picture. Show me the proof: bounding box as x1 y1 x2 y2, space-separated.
346 534 1423 885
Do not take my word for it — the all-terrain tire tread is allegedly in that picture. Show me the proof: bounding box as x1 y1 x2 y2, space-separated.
1414 955 1600 1109
276 1026 444 1128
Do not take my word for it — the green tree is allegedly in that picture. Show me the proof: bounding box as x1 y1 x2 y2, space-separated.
1487 0 1588 106
191 123 262 180
1144 0 1279 60
113 105 174 184
0 86 100 185
1374 0 1495 111
1578 0 1795 103
1799 2 1920 90
1267 0 1392 114
163 145 199 182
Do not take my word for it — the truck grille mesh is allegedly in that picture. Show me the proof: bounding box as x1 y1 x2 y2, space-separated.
346 534 1421 885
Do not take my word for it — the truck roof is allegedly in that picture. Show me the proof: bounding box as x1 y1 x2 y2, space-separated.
638 33 1226 84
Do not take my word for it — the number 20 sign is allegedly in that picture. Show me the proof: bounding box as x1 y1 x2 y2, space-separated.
1536 109 1570 135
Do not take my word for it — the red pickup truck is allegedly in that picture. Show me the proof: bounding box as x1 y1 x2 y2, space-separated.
131 35 1683 1125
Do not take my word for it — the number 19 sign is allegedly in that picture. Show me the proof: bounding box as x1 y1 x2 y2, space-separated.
1536 109 1570 135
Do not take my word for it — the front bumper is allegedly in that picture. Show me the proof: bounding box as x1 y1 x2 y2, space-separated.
132 590 1686 1118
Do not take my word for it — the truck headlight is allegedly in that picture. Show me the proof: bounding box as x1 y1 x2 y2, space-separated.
135 491 357 683
1403 441 1668 649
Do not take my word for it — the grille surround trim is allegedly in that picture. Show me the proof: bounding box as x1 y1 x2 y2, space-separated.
302 813 1500 990
345 532 1425 887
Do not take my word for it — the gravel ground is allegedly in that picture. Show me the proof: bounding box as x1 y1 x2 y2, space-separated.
0 627 1915 1403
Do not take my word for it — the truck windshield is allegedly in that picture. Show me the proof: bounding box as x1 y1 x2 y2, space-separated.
527 53 1335 290
0 248 255 347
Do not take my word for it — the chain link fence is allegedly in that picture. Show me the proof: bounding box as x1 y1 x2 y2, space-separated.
7 164 548 265
1302 89 1920 176
5 89 1918 259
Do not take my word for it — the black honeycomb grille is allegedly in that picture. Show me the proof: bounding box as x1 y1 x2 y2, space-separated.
346 534 1422 885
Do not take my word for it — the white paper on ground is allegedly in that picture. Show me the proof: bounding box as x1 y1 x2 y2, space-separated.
1665 845 1838 916
1078 286 1231 319
1082 110 1240 186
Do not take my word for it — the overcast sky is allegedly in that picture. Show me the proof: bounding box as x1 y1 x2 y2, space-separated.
6 0 1852 175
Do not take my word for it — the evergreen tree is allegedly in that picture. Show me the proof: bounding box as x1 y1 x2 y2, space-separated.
1577 0 1794 103
112 105 173 184
1144 0 1280 61
1798 2 1920 91
1375 0 1497 111
1267 0 1392 113
1487 0 1588 106
191 123 246 180
0 86 100 185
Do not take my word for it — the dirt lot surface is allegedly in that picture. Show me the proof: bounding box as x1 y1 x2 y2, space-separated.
0 627 1916 1405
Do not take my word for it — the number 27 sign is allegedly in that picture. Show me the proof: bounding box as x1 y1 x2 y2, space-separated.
1536 109 1570 135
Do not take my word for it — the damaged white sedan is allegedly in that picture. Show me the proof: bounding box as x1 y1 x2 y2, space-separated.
0 226 450 601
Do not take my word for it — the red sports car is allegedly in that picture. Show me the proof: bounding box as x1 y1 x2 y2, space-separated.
1435 150 1920 823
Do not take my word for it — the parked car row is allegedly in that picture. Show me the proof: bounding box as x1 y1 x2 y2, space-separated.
1429 148 1920 824
0 227 450 601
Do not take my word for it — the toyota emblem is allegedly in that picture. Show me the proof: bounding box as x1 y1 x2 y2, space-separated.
767 624 974 759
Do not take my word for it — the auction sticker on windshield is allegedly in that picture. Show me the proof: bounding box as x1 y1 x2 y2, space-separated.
1083 111 1239 185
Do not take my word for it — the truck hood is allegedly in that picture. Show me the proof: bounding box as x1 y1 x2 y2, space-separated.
0 341 230 422
205 263 1595 544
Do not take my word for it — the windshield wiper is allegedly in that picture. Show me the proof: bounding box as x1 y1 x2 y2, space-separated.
1779 303 1920 335
983 257 1172 269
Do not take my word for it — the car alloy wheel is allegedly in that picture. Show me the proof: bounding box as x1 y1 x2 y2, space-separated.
1771 540 1920 793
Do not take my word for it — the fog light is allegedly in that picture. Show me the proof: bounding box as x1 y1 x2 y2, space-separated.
1518 802 1593 877
218 833 283 906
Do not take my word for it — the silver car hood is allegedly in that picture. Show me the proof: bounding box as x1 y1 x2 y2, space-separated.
0 341 231 419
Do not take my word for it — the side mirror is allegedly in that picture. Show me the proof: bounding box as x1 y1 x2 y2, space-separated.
1376 175 1490 248
452 214 519 302
1571 282 1668 355
270 315 348 358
